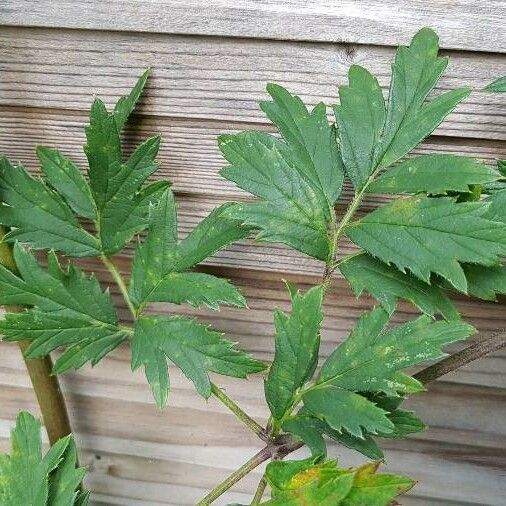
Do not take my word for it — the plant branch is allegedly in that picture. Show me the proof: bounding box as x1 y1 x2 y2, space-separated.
414 331 506 385
0 228 73 445
100 254 137 319
211 383 268 442
197 435 303 505
197 447 272 506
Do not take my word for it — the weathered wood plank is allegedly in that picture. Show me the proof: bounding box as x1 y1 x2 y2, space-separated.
1 107 504 201
1 1 505 53
0 28 505 140
0 354 504 505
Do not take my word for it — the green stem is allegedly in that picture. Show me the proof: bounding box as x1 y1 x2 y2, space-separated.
251 475 267 505
100 255 137 319
197 447 272 506
270 179 378 436
100 257 264 444
211 383 268 441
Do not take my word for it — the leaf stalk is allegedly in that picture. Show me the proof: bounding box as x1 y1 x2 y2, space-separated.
211 383 268 441
100 254 137 319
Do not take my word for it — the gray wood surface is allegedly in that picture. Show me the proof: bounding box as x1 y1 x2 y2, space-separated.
0 3 505 505
1 1 505 53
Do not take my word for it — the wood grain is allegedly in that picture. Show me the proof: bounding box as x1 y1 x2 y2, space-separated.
1 340 505 505
0 28 505 140
1 106 505 201
0 7 505 505
1 1 505 53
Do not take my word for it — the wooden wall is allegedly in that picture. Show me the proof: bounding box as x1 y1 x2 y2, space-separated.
0 2 505 504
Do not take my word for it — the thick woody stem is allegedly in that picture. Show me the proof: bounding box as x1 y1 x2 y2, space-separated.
0 228 73 445
414 332 506 385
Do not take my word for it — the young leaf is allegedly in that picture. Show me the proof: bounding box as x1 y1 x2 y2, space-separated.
261 459 413 506
0 411 87 506
302 386 394 438
340 252 458 319
219 129 335 260
36 146 96 220
129 188 249 312
317 308 474 396
131 315 265 408
260 83 344 205
377 28 470 169
341 462 415 506
265 285 324 420
265 458 340 496
367 155 500 194
334 65 385 190
0 244 127 373
346 195 506 292
0 158 100 257
485 75 506 92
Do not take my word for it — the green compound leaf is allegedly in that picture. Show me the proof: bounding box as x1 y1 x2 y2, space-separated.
334 65 385 191
303 386 394 438
334 28 470 191
0 70 165 258
265 285 324 420
129 188 249 312
131 315 266 408
367 155 500 195
346 195 506 293
294 308 471 441
0 411 87 506
220 83 342 261
36 146 96 219
485 75 506 92
0 157 100 257
0 244 127 373
261 459 414 506
340 252 458 319
260 83 344 205
318 308 474 396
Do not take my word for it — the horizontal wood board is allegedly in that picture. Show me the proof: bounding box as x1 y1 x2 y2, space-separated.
0 6 505 505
